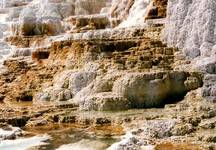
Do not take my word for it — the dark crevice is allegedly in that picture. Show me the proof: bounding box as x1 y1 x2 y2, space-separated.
162 91 188 106
32 51 50 60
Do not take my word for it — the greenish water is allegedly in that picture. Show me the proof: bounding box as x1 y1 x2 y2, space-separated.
0 128 119 150
23 125 120 150
38 128 119 150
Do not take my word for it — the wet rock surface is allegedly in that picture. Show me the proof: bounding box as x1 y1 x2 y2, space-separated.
0 89 215 149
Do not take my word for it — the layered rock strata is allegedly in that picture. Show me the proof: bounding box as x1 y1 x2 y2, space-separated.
0 0 204 110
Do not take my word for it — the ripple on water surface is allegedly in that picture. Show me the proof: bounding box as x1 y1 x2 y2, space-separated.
36 125 120 150
0 124 120 150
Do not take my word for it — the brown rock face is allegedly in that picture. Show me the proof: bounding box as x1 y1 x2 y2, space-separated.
11 19 63 36
5 36 47 48
32 51 50 60
155 142 203 150
110 0 135 26
146 0 168 19
0 24 203 110
65 14 111 32
0 57 59 102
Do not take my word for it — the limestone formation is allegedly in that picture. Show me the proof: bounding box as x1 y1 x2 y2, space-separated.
80 92 130 111
0 0 216 149
146 0 167 19
0 0 208 109
202 74 216 103
0 124 23 140
65 14 111 32
163 0 216 58
163 0 216 103
11 18 63 36
107 119 176 150
112 71 201 108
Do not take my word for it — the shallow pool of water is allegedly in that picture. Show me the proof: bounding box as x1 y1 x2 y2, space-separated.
40 129 118 150
4 125 120 150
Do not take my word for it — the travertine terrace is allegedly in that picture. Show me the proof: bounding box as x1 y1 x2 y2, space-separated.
0 0 215 149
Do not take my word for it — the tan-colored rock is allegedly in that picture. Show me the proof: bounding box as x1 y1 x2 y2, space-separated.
81 92 130 111
145 0 168 19
110 0 134 22
11 18 63 36
65 14 110 32
202 74 216 103
112 71 202 108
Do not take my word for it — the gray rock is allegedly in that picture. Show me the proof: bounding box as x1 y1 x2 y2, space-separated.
112 71 200 108
142 120 176 138
163 0 216 58
107 135 143 150
199 118 216 129
36 92 51 101
171 124 195 136
107 120 175 150
208 109 216 118
36 69 96 102
57 89 73 101
53 70 74 89
184 77 202 91
74 73 122 109
184 47 200 58
0 124 23 140
202 74 216 102
49 87 64 101
12 48 32 57
68 71 96 94
200 42 214 57
76 71 202 110
80 92 130 111
206 62 216 74
26 117 48 127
